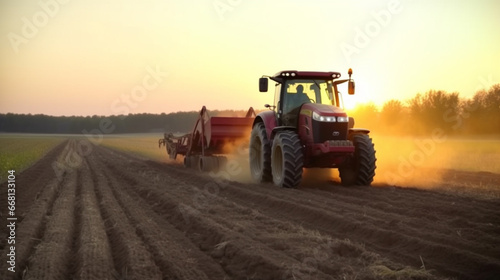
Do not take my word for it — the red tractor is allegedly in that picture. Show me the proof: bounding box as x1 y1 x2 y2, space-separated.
250 69 376 188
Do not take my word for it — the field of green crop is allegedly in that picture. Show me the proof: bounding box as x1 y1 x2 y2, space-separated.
0 134 66 182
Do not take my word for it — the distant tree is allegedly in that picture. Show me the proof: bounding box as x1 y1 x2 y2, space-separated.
408 90 461 134
462 84 500 134
379 99 409 134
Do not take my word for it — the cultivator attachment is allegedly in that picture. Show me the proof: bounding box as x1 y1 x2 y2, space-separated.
159 106 255 172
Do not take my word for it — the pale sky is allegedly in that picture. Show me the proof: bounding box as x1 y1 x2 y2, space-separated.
1 0 499 116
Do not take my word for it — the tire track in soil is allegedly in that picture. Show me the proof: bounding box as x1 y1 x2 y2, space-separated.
91 154 163 280
88 153 229 280
99 157 337 279
103 147 500 279
73 158 116 280
127 182 374 280
23 164 78 280
95 149 323 279
96 147 425 280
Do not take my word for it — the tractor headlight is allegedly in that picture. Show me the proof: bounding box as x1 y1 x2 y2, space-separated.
337 116 349 123
312 112 349 122
312 112 336 122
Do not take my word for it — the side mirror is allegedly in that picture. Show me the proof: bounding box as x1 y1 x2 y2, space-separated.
259 77 268 92
348 80 355 95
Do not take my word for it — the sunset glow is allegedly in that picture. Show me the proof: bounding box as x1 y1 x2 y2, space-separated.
1 0 499 116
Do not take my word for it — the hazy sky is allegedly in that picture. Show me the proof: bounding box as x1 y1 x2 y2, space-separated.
1 0 499 116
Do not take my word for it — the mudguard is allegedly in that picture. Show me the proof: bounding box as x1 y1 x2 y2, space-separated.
348 128 370 134
253 111 277 140
270 126 296 140
348 128 370 140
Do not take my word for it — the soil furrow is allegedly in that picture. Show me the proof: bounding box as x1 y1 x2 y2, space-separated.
89 152 229 280
92 154 162 280
23 167 78 280
214 180 500 279
97 146 434 279
98 159 333 279
72 158 116 280
3 139 499 280
101 147 500 279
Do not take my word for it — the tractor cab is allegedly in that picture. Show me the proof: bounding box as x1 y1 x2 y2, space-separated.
259 70 355 127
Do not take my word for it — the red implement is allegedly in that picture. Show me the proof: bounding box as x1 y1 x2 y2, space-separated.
159 106 255 171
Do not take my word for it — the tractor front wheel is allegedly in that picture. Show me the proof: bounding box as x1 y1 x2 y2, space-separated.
271 131 303 188
339 134 376 186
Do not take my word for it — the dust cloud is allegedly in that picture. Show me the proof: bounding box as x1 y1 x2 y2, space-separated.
218 132 458 189
208 130 494 191
216 131 253 183
371 133 454 189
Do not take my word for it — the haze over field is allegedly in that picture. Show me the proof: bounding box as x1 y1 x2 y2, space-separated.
0 0 499 116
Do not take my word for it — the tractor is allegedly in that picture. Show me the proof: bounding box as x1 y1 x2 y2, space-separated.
249 69 376 188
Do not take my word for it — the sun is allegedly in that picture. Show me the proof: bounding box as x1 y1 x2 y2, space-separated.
340 94 358 110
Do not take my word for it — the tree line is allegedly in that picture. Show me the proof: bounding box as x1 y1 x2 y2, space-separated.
0 110 250 134
349 84 500 135
1 84 498 135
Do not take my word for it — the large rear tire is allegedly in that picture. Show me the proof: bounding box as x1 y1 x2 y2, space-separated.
271 131 303 188
339 134 376 186
249 122 272 182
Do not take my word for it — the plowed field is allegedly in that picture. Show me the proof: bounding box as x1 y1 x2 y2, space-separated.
1 139 500 279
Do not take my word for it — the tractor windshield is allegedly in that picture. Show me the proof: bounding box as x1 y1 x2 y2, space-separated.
282 79 335 114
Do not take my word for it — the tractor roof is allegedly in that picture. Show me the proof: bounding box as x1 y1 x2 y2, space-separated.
270 70 341 82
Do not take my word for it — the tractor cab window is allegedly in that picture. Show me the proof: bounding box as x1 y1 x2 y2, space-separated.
282 79 334 115
282 84 311 115
274 83 282 112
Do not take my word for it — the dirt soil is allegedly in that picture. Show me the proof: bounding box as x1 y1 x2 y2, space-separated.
1 139 500 279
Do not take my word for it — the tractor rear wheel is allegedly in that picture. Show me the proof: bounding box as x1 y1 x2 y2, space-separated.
339 134 376 186
271 131 303 188
249 122 272 182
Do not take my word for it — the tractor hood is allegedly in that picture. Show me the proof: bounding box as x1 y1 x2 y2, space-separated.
301 103 347 117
